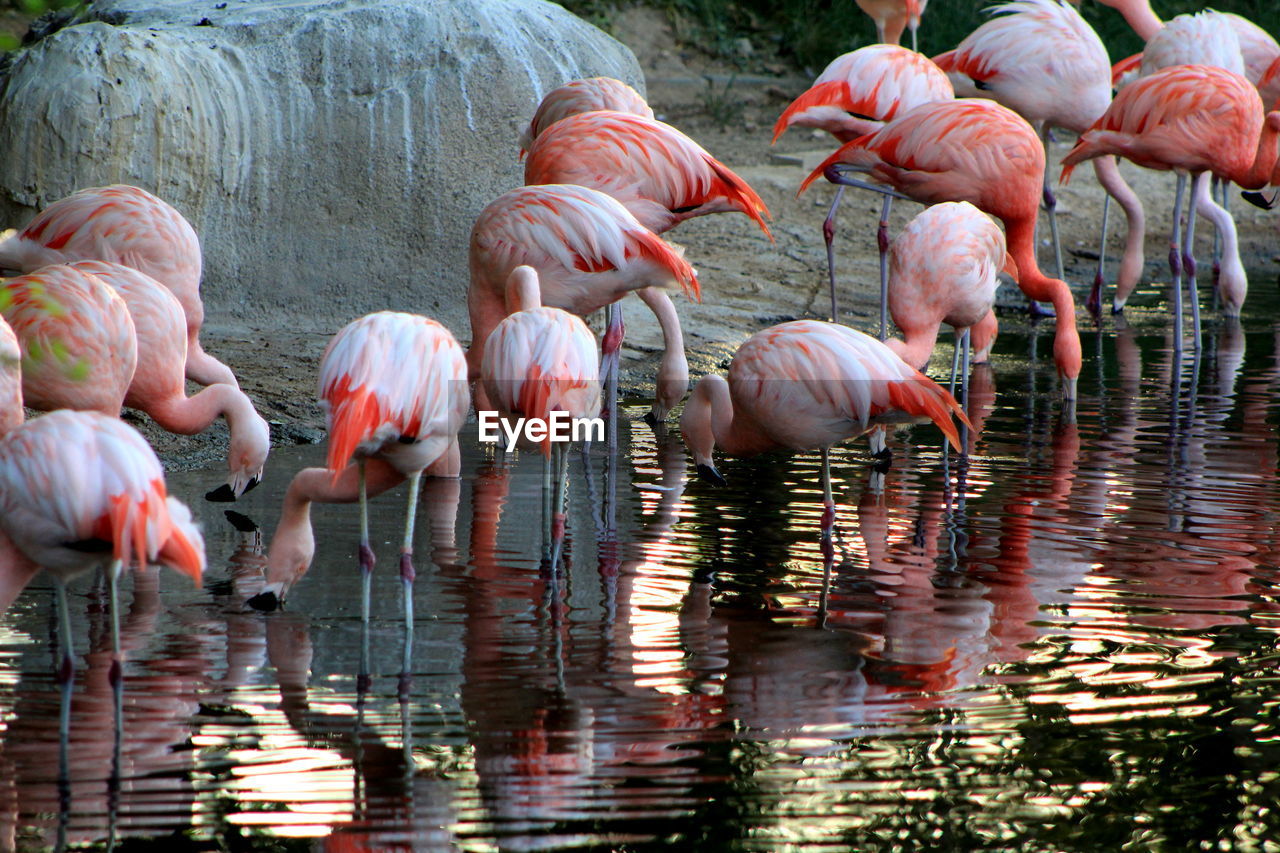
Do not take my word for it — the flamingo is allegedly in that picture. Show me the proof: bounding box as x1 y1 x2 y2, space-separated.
480 266 601 565
64 261 270 501
0 185 236 389
932 0 1147 317
468 184 697 425
0 315 20 436
802 98 1084 400
884 202 1011 404
523 110 772 239
773 44 953 145
1061 64 1280 348
252 312 469 622
680 319 967 536
1096 1 1278 87
772 44 953 326
518 77 653 157
1098 3 1279 299
1 264 138 416
855 0 929 51
0 409 204 734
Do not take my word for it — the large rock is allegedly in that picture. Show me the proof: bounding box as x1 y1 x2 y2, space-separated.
0 0 643 334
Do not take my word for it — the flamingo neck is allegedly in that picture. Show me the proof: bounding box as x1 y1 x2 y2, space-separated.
1119 0 1162 41
1003 216 1082 384
681 375 775 466
263 469 318 588
885 334 937 372
504 266 543 313
1236 113 1280 191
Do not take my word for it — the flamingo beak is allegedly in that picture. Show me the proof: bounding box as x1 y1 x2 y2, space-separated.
696 463 727 486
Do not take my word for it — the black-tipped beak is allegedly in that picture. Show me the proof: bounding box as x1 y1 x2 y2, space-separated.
643 410 659 428
241 476 261 495
246 590 281 612
1242 190 1277 210
205 483 237 502
223 510 259 533
696 463 727 486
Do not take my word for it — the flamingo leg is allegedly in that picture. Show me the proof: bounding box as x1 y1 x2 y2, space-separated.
1169 173 1187 355
960 329 972 454
878 195 893 340
358 459 374 625
400 470 422 627
909 23 917 53
1210 176 1222 275
549 443 570 568
1040 124 1066 284
54 576 74 723
823 186 845 322
948 331 962 398
820 447 835 541
106 558 123 684
601 302 624 455
1183 173 1204 349
1088 194 1111 320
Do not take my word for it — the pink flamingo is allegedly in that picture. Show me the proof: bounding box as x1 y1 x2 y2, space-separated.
1061 64 1280 348
772 44 954 145
0 409 204 721
0 316 20 436
680 319 967 537
1097 1 1277 86
469 184 697 425
1 264 138 416
772 44 953 325
523 110 772 238
855 0 929 50
1099 3 1278 288
65 260 270 501
480 266 601 564
252 312 469 622
802 98 1084 401
932 0 1147 317
0 185 236 389
518 77 653 157
884 202 1011 402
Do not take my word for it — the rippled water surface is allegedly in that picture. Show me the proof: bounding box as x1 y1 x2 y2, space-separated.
5 293 1280 851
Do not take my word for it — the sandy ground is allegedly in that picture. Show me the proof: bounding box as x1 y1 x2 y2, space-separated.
8 6 1280 474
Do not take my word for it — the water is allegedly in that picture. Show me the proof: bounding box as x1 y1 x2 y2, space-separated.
4 290 1280 851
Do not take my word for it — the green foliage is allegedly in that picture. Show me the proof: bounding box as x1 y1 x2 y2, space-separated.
559 0 1280 72
1 0 85 53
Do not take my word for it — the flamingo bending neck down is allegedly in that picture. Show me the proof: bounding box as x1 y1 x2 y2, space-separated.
680 320 967 537
802 98 1083 402
65 260 270 501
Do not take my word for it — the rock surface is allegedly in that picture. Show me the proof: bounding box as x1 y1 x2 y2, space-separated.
0 0 643 332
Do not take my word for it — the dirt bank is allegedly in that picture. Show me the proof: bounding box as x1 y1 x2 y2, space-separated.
9 6 1280 474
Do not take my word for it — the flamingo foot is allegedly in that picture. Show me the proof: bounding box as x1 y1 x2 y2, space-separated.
1027 299 1056 319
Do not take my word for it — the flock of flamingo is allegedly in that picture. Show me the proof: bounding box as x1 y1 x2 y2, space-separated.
0 0 1277 744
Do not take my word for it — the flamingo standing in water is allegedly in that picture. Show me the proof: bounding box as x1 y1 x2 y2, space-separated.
680 320 966 536
772 44 953 326
0 409 204 736
932 0 1146 317
480 266 601 565
802 98 1083 401
64 261 270 501
1061 64 1280 348
518 77 653 157
884 202 1011 404
855 0 929 51
0 185 237 388
251 312 469 622
468 184 697 425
